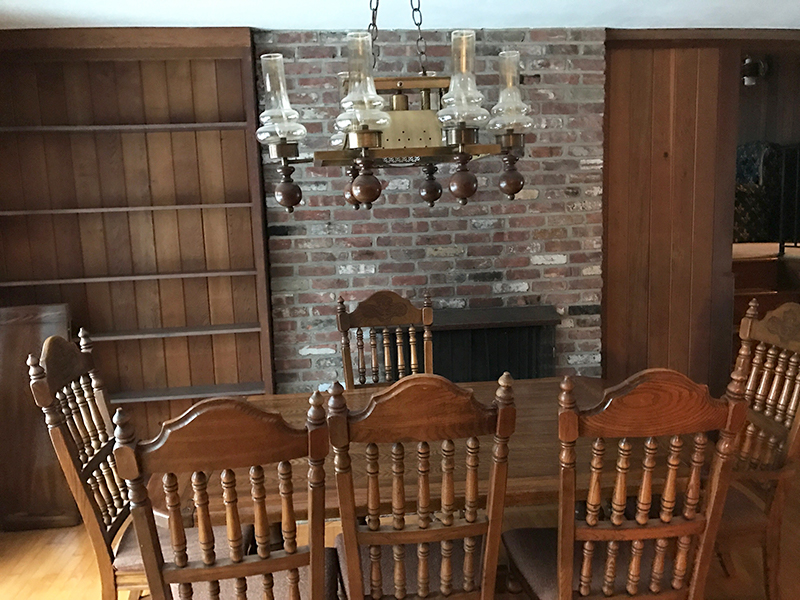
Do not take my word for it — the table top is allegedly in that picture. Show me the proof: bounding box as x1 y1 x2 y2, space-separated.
150 376 611 527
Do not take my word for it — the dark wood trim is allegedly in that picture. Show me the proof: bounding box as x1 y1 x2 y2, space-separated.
431 305 561 331
109 381 266 404
708 47 741 396
0 203 252 216
0 270 258 287
0 27 252 53
91 323 262 342
607 28 800 43
0 122 247 133
244 33 276 394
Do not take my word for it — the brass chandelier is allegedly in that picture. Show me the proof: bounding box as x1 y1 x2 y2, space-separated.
256 0 534 212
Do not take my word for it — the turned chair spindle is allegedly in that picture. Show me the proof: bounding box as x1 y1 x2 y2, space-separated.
337 291 434 389
27 331 144 600
329 372 516 600
502 368 747 600
113 390 331 600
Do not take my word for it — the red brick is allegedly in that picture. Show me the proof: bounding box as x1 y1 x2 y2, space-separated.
297 292 336 304
298 265 336 276
467 245 503 257
456 284 492 296
392 275 427 286
493 230 531 243
311 278 348 290
352 222 389 234
377 236 413 247
468 297 504 308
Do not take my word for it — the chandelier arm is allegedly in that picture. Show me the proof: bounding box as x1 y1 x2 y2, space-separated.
409 0 428 75
368 0 380 69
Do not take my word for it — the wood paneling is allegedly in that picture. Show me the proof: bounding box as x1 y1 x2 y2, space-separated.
0 29 273 438
603 44 739 395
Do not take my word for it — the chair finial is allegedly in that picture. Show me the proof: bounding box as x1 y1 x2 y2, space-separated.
307 390 326 427
113 408 135 445
27 354 44 383
328 381 346 414
746 298 759 318
495 371 514 406
337 296 346 314
424 293 432 308
559 375 576 411
78 328 93 353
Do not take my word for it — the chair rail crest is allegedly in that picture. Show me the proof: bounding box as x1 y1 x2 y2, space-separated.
579 368 733 438
40 335 92 394
348 373 496 442
137 398 310 473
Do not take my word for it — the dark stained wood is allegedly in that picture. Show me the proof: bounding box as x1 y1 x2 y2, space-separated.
0 29 273 420
0 305 76 530
504 368 747 600
337 290 434 389
431 304 560 330
718 300 800 600
113 390 328 600
327 372 515 600
26 331 147 598
603 43 740 395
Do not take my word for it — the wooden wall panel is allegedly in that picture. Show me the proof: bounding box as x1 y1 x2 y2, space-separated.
0 29 273 442
603 44 739 395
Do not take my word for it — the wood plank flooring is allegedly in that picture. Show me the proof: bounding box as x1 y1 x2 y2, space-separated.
1 481 797 599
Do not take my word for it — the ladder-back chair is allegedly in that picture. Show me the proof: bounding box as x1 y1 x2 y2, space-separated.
27 329 147 600
328 372 516 599
336 291 433 389
716 299 800 600
502 368 747 600
113 392 331 600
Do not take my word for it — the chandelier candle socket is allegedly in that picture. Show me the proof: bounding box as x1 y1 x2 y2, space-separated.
256 53 306 212
256 2 535 212
489 51 532 200
335 31 391 149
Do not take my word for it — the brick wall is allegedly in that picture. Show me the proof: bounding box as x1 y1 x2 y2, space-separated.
253 28 605 393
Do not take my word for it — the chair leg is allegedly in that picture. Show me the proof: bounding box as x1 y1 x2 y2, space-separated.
763 536 781 600
716 548 738 579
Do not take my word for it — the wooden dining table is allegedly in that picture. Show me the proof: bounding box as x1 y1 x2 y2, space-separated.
150 376 650 528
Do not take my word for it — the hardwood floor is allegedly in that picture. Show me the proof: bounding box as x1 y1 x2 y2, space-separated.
1 482 797 599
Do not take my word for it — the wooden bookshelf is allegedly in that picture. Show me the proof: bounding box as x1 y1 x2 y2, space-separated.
0 28 274 439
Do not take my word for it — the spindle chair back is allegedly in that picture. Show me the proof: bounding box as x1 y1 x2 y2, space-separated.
551 369 746 600
328 372 516 600
337 291 433 390
716 299 800 599
27 329 146 600
735 299 800 479
112 392 329 600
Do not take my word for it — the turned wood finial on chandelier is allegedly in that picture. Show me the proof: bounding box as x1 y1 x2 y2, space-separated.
256 1 535 213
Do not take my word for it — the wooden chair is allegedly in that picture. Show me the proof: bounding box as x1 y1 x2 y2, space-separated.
716 299 800 600
27 329 147 600
336 291 433 389
113 391 332 600
328 372 516 599
502 368 747 600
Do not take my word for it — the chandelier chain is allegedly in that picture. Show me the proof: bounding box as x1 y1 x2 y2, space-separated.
409 0 428 75
368 0 380 68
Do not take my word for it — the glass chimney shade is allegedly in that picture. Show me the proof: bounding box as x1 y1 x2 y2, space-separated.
437 30 489 130
334 32 390 134
256 54 307 145
487 51 533 134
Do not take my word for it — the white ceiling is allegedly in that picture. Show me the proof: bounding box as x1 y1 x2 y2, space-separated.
1 0 799 30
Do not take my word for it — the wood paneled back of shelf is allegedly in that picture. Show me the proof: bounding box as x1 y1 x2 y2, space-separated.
0 28 273 436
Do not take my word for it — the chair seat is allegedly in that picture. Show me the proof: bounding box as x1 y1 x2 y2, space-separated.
336 533 484 599
114 522 256 573
168 548 340 600
503 527 686 600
